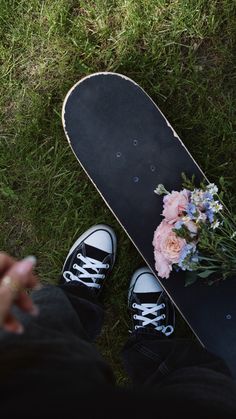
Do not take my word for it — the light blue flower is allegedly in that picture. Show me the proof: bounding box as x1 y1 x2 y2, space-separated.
206 209 214 223
186 203 197 220
178 243 197 271
179 243 194 263
191 253 199 263
203 201 214 223
203 191 213 202
203 201 210 210
174 220 184 230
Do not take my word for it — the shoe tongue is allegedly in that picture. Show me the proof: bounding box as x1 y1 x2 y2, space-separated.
136 292 161 305
83 243 109 261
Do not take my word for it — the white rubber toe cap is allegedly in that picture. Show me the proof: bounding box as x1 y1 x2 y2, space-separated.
84 226 115 253
68 224 117 257
128 267 163 301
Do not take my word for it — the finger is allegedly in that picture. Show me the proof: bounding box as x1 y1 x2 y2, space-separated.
0 257 38 325
3 312 24 334
0 252 39 288
0 285 14 326
0 252 16 276
15 291 39 316
4 256 38 290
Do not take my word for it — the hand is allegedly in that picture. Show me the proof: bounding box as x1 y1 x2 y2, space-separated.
0 252 40 334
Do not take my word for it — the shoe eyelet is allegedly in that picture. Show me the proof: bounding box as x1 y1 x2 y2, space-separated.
73 264 77 269
133 314 137 319
105 263 109 269
134 326 138 330
77 253 81 258
132 303 136 308
162 303 165 308
162 314 166 319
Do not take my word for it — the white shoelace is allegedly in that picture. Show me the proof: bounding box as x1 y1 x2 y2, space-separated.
132 302 174 336
63 253 109 289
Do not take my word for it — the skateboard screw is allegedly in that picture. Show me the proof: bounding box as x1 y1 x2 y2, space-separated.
226 314 232 320
133 139 138 146
133 176 139 183
116 152 122 158
150 165 156 172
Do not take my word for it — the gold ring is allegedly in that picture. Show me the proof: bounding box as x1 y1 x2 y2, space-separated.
1 275 23 296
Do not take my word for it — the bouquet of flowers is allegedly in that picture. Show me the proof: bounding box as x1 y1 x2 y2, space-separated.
152 175 236 286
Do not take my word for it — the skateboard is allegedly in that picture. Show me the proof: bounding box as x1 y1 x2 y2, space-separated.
62 72 236 376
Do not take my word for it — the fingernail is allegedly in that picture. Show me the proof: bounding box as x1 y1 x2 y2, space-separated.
15 256 37 275
23 256 37 265
30 304 39 317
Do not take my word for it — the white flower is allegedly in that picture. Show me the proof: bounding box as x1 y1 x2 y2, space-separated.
182 215 191 223
196 212 207 223
184 220 198 237
211 220 220 230
215 202 223 212
206 183 218 195
191 189 204 206
154 184 169 195
209 200 223 213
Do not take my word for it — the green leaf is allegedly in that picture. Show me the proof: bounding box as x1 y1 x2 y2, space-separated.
197 270 216 278
181 172 196 191
184 272 198 287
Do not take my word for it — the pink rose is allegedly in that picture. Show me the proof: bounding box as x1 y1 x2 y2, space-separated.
162 189 190 224
152 220 186 278
154 250 172 279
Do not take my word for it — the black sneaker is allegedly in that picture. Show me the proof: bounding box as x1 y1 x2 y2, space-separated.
128 267 175 336
61 224 117 294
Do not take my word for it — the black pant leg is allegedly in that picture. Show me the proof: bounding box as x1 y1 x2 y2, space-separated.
59 281 104 340
122 330 236 416
0 285 236 417
122 330 231 384
0 285 115 397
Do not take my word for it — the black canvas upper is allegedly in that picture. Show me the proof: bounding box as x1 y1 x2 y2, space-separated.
61 233 115 294
129 284 175 334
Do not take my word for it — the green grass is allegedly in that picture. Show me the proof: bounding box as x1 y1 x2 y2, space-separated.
0 0 236 382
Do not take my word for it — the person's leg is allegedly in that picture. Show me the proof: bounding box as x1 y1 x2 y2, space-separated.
122 266 231 383
122 267 236 414
0 225 117 396
123 329 231 384
58 281 104 341
58 223 117 340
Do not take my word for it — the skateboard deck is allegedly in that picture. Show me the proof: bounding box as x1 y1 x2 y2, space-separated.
62 72 236 376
